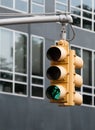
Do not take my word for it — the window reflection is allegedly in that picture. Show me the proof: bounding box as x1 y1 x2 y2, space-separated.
83 11 92 19
32 86 43 97
56 3 67 11
83 0 92 11
56 0 67 3
83 95 92 105
72 16 81 27
0 29 13 71
83 19 92 30
0 81 12 93
32 3 44 13
32 0 44 4
15 0 28 12
32 36 43 76
0 72 13 80
71 8 81 16
32 77 43 85
71 0 81 8
32 0 44 13
15 83 26 95
15 33 27 74
0 0 13 8
83 50 92 85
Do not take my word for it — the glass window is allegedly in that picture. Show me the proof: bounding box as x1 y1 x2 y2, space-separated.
32 78 43 85
0 81 12 93
32 3 44 13
83 50 92 85
32 0 44 4
32 0 44 13
72 16 81 27
0 28 28 96
31 36 44 76
0 72 13 80
71 8 81 16
56 0 67 3
0 29 13 71
56 3 67 11
71 0 81 8
0 0 28 12
15 75 26 82
83 19 92 30
83 0 92 11
94 52 95 86
15 83 26 95
83 94 92 105
0 0 13 8
83 11 92 19
15 0 28 12
15 33 27 74
32 86 43 97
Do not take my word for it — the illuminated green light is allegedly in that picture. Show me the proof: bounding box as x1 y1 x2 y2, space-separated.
46 85 60 100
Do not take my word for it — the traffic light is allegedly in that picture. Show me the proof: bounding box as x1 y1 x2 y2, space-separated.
46 39 83 106
69 50 83 105
46 40 70 106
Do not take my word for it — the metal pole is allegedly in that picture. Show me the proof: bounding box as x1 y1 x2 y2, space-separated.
0 15 73 26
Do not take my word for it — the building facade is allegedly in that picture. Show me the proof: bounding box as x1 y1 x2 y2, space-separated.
0 0 95 130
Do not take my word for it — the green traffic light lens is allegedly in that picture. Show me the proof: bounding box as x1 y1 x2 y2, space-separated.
46 85 60 100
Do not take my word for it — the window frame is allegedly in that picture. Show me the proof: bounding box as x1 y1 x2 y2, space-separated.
0 27 28 97
30 34 45 99
0 0 29 13
31 0 45 13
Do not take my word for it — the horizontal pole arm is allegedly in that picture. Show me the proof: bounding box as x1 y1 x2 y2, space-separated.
0 15 73 26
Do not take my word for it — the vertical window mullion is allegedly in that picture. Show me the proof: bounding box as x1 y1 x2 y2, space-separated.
13 32 15 94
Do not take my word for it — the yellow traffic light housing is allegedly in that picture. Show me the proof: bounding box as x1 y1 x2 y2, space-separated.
69 50 83 106
46 40 83 107
46 40 70 105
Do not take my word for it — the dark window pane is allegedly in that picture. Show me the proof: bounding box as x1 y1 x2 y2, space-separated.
72 16 81 27
83 0 92 11
83 50 92 85
83 95 92 105
0 72 13 80
15 33 27 74
0 81 12 92
32 36 43 76
75 87 81 92
71 8 81 16
83 19 92 30
15 83 26 95
15 75 26 82
94 53 95 86
83 87 92 94
94 22 95 31
83 11 92 19
32 78 43 85
0 29 13 71
32 86 43 97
